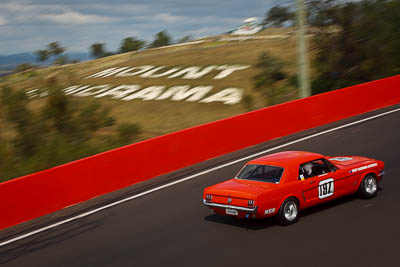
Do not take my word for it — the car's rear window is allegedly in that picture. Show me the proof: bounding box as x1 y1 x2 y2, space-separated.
236 164 284 183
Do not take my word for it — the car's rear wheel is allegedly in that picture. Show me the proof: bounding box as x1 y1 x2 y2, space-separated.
358 174 378 199
275 198 299 226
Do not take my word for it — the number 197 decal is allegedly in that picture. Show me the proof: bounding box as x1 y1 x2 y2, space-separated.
319 178 334 199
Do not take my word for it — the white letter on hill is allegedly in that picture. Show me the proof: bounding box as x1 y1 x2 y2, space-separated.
74 85 111 97
116 66 154 77
167 66 217 79
157 86 212 102
213 65 250 79
122 86 165 101
85 67 129 79
201 88 243 105
140 66 181 78
63 85 89 95
95 85 141 99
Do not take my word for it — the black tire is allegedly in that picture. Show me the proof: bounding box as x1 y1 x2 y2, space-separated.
358 174 378 199
275 197 299 226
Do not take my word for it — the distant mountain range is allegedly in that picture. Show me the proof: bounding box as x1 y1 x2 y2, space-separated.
0 52 91 71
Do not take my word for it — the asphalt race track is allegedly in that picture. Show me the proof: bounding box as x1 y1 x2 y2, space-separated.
1 105 400 267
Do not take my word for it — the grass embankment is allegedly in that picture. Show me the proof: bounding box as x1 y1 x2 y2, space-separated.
0 29 311 181
1 30 302 141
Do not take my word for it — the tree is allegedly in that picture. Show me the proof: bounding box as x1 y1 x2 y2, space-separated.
35 49 49 63
177 35 193 43
1 87 44 157
253 52 288 105
0 140 16 180
262 6 294 27
0 82 142 181
119 37 146 53
15 63 36 72
254 52 286 86
90 43 107 58
53 55 69 65
150 31 171 48
117 123 141 144
311 0 400 95
307 0 341 27
242 94 255 111
35 42 66 64
47 42 65 57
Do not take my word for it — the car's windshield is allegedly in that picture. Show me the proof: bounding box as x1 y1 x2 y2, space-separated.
236 164 284 183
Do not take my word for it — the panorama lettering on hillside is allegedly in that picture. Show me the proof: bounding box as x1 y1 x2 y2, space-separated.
63 84 243 105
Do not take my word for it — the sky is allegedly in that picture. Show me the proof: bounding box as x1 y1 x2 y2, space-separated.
0 0 287 55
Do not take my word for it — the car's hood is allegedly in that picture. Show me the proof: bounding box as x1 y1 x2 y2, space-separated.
206 178 276 199
327 156 374 168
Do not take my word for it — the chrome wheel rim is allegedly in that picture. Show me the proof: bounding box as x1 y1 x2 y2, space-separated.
365 177 377 194
283 201 298 221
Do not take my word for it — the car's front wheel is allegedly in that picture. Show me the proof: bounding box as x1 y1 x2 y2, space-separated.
358 174 378 199
275 198 299 226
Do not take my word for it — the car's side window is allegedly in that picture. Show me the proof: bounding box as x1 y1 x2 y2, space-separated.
299 159 332 180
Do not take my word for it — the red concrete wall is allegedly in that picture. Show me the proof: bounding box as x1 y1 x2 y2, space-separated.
1 75 399 230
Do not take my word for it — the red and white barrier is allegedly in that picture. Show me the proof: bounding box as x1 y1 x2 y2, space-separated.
1 75 399 230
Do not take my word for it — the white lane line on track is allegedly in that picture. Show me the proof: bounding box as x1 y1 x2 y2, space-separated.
1 107 400 247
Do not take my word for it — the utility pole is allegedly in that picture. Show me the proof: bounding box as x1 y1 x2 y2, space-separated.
296 0 311 98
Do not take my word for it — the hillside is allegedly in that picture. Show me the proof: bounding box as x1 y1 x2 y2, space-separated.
0 28 303 143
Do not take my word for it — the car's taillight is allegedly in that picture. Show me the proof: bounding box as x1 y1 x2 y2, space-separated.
206 194 212 202
248 199 255 207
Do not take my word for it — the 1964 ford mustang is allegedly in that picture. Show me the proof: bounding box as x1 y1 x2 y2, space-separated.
203 151 384 225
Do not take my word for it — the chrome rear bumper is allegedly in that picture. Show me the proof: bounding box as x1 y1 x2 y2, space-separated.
202 199 258 213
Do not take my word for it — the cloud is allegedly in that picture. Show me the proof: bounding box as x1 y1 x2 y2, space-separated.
0 2 67 14
153 13 187 23
0 2 28 11
89 3 149 15
39 11 116 24
0 0 272 53
0 16 7 25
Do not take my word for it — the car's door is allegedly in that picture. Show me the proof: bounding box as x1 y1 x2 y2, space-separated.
327 158 364 196
299 159 339 207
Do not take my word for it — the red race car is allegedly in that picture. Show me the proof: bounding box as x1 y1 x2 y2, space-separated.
203 151 384 225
